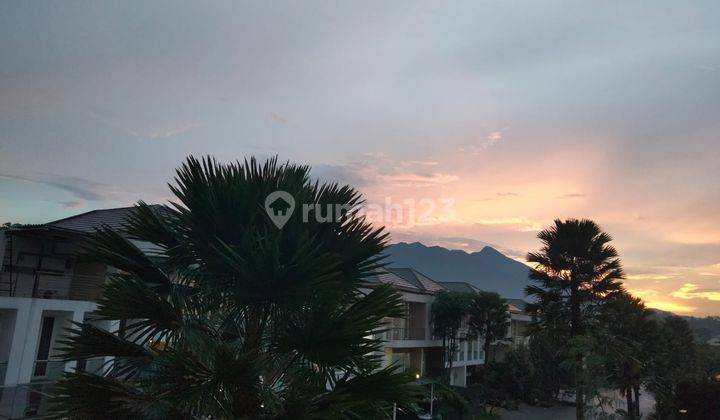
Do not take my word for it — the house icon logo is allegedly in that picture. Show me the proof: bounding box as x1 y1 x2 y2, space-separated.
264 190 295 229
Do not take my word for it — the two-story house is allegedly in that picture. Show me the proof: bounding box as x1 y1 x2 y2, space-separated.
366 269 486 387
0 208 139 417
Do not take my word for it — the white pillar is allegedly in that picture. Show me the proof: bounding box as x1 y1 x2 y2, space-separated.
3 303 33 386
11 301 43 385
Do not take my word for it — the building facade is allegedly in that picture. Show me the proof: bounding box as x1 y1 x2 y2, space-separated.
368 269 487 387
0 207 530 398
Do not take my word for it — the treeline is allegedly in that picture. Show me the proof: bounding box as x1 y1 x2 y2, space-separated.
432 219 720 420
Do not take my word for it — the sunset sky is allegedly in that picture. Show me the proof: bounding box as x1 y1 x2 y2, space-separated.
1 2 719 314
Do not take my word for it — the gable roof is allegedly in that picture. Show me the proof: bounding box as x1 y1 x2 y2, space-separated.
438 281 480 294
46 206 139 234
386 268 445 293
365 269 422 292
506 298 528 312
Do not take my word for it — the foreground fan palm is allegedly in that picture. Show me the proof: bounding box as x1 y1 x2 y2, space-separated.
50 156 420 419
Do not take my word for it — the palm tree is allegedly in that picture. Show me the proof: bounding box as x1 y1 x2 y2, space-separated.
431 290 470 383
525 219 625 420
468 291 510 363
50 156 421 419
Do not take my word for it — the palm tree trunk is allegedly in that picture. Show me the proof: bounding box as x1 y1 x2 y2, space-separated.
484 335 492 363
633 385 641 418
570 284 584 420
447 337 455 384
442 336 448 382
626 389 635 419
575 377 584 420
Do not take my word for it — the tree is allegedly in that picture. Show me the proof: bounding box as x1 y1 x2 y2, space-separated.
648 316 699 419
50 156 421 419
601 292 656 419
468 291 509 363
525 219 625 420
431 290 471 383
526 328 572 402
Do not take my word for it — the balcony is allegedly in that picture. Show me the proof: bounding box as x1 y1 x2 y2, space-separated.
0 270 105 301
378 327 426 341
31 359 65 382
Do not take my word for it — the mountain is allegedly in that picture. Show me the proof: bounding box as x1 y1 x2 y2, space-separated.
651 309 720 343
384 242 531 299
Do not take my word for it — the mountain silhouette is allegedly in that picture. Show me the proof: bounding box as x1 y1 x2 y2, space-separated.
384 242 531 299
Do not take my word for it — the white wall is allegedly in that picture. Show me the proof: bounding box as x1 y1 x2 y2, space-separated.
0 297 96 386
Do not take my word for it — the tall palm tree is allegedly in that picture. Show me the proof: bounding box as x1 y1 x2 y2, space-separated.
525 219 625 420
50 156 420 419
468 291 510 363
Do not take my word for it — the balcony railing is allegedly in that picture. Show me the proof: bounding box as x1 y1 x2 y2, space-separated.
377 327 426 341
0 270 105 301
31 359 66 382
79 357 105 374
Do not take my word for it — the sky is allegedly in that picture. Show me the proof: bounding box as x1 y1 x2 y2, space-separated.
1 1 719 315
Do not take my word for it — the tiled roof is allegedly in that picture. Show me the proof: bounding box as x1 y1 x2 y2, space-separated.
365 269 421 292
387 268 444 293
506 298 528 312
46 206 139 234
438 281 480 293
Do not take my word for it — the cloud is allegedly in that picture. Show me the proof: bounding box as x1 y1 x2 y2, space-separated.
626 274 673 281
558 193 585 199
379 172 459 187
146 122 201 140
85 108 200 140
697 64 720 72
474 217 543 233
461 130 506 155
58 200 83 209
313 154 458 189
671 283 720 301
270 112 288 124
399 160 439 167
630 288 697 313
0 173 106 201
486 131 503 145
497 192 519 197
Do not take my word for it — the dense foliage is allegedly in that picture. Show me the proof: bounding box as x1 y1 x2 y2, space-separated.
519 219 720 420
431 290 471 382
50 156 421 419
468 291 509 363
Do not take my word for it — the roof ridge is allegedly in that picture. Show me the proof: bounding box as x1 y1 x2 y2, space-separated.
46 205 139 226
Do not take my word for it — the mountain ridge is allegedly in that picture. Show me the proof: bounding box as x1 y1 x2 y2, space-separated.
384 241 531 299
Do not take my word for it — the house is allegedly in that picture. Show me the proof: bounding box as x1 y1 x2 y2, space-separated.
0 208 151 417
366 270 485 387
436 283 532 361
